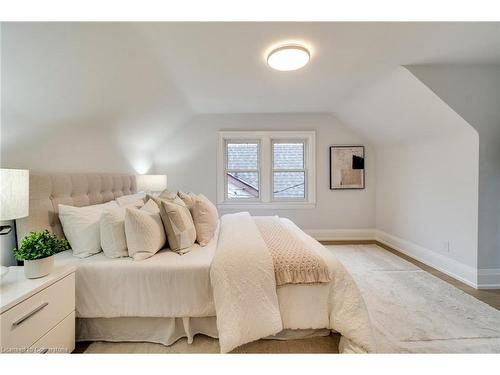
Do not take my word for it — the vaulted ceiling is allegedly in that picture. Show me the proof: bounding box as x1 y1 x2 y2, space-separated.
2 22 499 155
135 22 500 113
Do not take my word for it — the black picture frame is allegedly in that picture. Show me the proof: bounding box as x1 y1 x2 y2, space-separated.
329 145 365 190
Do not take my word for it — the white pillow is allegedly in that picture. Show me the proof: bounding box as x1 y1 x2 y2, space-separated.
58 201 118 258
100 207 128 258
125 199 166 261
116 192 146 207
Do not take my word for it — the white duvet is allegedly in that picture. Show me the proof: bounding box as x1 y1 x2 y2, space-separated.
57 211 375 353
211 212 376 353
55 223 333 324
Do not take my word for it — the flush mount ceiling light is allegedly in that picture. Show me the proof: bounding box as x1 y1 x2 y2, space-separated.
267 44 310 71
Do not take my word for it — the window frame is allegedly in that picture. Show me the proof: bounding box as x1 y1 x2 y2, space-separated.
224 139 261 201
217 131 316 209
271 139 307 202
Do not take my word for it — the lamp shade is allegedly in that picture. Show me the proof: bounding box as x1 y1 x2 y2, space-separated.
136 174 167 193
0 169 29 220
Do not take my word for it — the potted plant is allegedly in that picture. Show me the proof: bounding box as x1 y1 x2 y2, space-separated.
14 230 70 279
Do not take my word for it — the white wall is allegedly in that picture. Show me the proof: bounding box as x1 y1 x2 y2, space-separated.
407 65 500 275
154 113 375 231
376 133 479 273
1 23 191 174
341 67 481 286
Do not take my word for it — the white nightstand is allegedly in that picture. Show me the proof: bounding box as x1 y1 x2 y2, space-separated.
0 265 75 353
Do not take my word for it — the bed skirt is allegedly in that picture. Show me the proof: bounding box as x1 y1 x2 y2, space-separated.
76 317 331 347
76 317 219 346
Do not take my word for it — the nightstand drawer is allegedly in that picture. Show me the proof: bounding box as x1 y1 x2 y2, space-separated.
0 273 75 350
31 311 75 353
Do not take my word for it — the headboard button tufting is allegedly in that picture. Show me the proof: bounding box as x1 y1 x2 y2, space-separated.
15 173 137 245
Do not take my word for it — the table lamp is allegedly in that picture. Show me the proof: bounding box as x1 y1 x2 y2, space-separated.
1 169 29 276
136 174 167 194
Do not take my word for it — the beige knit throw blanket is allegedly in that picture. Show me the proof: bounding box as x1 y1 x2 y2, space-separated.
254 216 331 286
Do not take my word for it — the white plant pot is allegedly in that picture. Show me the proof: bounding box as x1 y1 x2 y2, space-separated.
24 255 54 279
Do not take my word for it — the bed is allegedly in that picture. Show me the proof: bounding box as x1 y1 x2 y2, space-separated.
16 173 375 353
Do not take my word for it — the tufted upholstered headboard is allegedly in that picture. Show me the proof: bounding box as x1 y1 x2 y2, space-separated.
16 173 137 244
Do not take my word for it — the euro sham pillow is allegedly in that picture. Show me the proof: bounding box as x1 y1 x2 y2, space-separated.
160 199 196 252
191 194 219 246
100 207 128 258
124 199 166 261
58 201 118 258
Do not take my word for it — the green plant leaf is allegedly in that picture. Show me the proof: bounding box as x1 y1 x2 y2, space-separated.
13 230 70 261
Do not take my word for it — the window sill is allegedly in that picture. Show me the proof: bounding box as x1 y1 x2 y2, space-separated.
217 202 316 210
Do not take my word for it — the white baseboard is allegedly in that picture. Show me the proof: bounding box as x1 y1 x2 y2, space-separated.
477 268 500 289
304 229 376 241
373 230 479 289
306 227 500 289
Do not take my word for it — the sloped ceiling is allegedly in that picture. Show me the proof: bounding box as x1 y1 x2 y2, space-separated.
334 66 479 145
2 22 499 161
135 22 500 114
1 23 192 171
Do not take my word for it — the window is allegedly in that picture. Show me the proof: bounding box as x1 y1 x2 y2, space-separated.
225 141 260 200
218 131 315 208
272 141 305 200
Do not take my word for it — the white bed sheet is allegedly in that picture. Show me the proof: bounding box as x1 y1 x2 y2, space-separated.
55 229 218 318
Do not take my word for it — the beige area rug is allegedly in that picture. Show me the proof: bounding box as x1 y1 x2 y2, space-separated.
84 334 340 354
328 245 500 353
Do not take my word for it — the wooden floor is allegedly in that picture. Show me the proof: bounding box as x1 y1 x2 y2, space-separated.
322 240 500 310
73 242 499 353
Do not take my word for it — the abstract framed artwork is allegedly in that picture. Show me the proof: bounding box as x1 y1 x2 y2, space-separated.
329 146 365 190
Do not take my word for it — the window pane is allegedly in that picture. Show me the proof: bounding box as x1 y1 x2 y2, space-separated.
227 142 258 169
273 142 304 169
227 172 259 199
273 172 305 199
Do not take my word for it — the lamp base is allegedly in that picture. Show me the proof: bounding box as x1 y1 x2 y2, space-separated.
0 225 12 235
0 220 17 267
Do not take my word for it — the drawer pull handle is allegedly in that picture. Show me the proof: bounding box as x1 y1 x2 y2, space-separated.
12 302 49 327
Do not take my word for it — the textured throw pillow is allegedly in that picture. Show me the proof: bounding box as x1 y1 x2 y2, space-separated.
116 192 146 207
125 199 166 261
160 199 196 252
145 192 180 207
191 194 219 246
145 193 186 236
178 191 197 209
59 201 119 258
100 207 128 258
158 189 177 200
